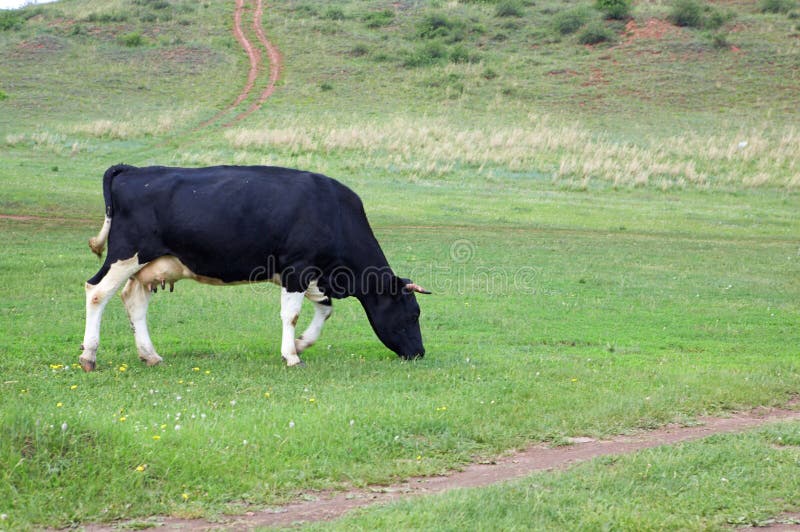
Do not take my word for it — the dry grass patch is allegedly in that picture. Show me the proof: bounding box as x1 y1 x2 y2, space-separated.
225 116 800 189
5 131 81 155
72 112 192 140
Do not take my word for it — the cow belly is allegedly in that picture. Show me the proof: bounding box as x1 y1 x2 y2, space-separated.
135 255 260 290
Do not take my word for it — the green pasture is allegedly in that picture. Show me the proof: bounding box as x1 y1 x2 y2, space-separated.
1 0 799 529
309 423 800 531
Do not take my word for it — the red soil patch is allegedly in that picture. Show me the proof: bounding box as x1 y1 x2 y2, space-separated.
79 405 800 531
623 18 684 44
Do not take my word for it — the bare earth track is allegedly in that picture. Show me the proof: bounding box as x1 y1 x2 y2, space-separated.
80 405 800 531
199 0 280 129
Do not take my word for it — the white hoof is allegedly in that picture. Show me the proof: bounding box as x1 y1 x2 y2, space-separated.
139 353 163 366
283 353 304 367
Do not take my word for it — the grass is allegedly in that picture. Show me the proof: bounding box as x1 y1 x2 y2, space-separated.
0 0 799 529
307 423 800 530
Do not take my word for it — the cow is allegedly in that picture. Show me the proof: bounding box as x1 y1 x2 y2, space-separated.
79 164 430 372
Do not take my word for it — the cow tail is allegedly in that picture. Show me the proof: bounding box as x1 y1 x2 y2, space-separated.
88 164 132 257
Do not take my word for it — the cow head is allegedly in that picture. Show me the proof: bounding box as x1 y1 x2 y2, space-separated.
358 276 430 360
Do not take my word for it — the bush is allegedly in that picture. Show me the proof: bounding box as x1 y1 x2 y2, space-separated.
667 0 703 27
577 21 617 44
759 0 796 13
323 7 346 21
0 11 23 31
350 43 370 57
417 13 466 42
363 9 394 28
495 1 524 17
0 89 8 101
595 0 632 20
711 31 730 49
449 44 479 64
403 40 448 67
667 0 731 29
118 32 145 47
553 7 592 35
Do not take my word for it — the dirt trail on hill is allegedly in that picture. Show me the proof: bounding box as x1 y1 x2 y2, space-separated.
225 0 282 126
80 405 800 531
200 0 280 129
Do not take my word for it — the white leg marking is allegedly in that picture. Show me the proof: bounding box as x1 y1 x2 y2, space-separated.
80 255 143 371
295 300 332 354
280 288 305 366
120 277 162 366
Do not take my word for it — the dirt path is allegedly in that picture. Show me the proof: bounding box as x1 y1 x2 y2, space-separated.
80 405 800 531
225 0 282 126
199 0 280 129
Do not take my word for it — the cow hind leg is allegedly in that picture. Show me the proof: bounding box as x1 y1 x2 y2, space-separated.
280 288 305 367
295 299 332 354
120 277 163 367
80 255 143 372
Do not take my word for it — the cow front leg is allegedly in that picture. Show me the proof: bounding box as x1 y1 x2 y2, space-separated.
280 288 305 367
80 255 143 372
295 299 332 354
120 277 162 366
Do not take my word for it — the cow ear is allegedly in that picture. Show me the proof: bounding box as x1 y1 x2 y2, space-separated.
399 277 431 295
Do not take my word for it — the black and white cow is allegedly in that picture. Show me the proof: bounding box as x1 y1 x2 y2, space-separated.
79 164 429 371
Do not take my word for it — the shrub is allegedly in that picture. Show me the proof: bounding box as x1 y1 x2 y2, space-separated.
759 0 796 13
403 40 448 67
577 21 617 44
118 32 145 47
553 7 592 35
323 7 346 21
350 43 370 56
704 8 728 30
711 31 730 49
495 1 524 17
0 11 23 31
363 9 394 28
319 82 333 91
449 44 479 63
667 0 703 27
595 0 632 20
0 89 8 101
417 13 466 42
667 0 731 29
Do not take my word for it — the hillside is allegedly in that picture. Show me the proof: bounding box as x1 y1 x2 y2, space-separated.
1 0 799 195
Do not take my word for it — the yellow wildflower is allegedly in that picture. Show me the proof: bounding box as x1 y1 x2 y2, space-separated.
119 416 127 422
70 385 78 390
181 493 189 501
152 435 161 441
135 464 147 472
56 402 63 408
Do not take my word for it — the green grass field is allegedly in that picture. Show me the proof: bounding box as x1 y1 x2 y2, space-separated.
1 0 799 529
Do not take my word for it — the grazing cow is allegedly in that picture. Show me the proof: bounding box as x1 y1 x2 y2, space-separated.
79 164 430 372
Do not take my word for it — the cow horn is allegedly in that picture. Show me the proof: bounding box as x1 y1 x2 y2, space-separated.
405 283 432 295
